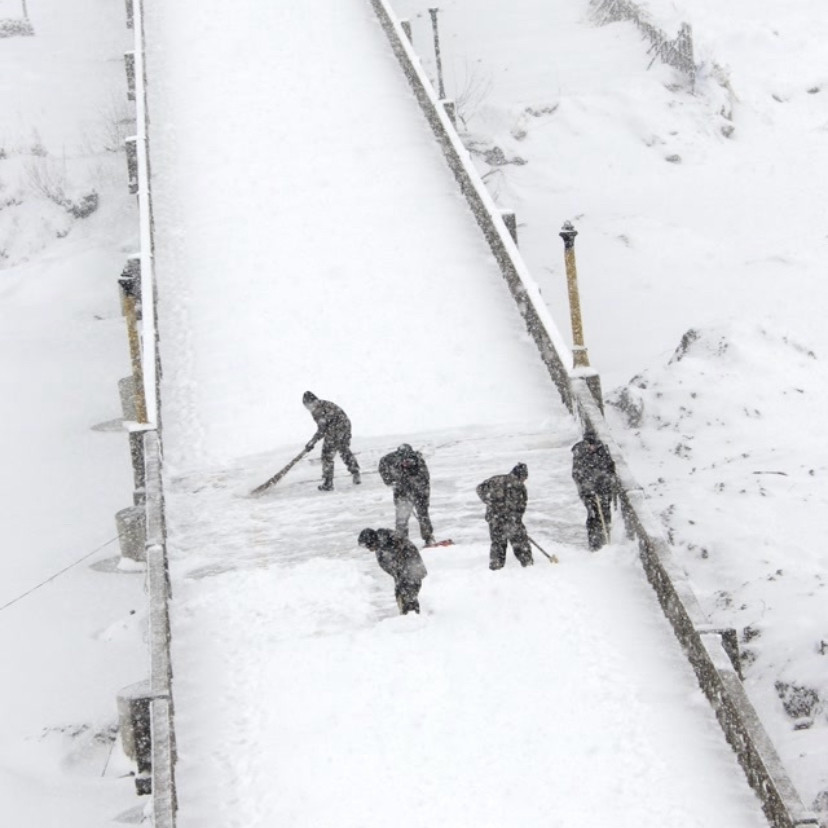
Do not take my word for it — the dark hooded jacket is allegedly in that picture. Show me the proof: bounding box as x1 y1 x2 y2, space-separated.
373 529 428 584
476 467 527 521
572 433 616 497
306 396 352 445
378 444 430 501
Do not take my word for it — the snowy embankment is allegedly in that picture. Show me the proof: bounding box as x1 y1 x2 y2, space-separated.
0 0 146 825
387 0 828 816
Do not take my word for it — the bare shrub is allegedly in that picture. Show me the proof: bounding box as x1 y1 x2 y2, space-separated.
23 156 99 219
79 92 136 155
0 18 34 38
452 60 493 131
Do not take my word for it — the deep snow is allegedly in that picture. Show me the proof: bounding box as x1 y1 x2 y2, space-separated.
1 0 826 824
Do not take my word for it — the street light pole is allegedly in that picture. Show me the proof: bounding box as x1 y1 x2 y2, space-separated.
428 8 446 100
559 220 591 369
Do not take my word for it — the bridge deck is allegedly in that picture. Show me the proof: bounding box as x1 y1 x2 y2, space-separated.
143 0 766 824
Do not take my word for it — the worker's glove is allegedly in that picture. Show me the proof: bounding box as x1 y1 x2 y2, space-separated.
305 440 317 452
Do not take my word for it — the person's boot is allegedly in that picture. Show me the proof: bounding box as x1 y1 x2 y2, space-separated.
352 471 361 485
318 480 333 492
489 560 504 571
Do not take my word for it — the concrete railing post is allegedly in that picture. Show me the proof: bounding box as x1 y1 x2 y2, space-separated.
117 679 152 794
125 136 139 194
500 210 518 245
125 51 136 101
428 8 446 100
441 99 457 128
115 505 147 562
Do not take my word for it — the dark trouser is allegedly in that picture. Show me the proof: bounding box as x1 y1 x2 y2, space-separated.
321 436 360 485
395 578 422 614
394 492 434 545
583 492 612 550
487 515 532 569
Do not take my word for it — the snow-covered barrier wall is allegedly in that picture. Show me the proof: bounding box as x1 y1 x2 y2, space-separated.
123 0 176 823
371 2 817 826
144 429 176 824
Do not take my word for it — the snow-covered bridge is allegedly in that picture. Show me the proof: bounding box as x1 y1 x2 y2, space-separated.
140 0 767 824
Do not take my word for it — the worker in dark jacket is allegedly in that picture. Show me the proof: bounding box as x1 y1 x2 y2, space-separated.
358 528 427 614
302 391 360 491
476 463 533 570
571 428 616 550
378 443 436 546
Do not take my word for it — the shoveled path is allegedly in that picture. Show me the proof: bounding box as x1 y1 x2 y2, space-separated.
143 0 767 825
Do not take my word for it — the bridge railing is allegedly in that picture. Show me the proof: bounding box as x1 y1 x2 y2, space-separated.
119 0 176 824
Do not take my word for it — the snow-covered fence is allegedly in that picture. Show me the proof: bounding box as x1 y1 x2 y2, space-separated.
589 0 695 88
572 381 819 828
371 0 584 414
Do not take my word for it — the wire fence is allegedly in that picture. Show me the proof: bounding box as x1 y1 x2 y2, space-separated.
589 0 695 87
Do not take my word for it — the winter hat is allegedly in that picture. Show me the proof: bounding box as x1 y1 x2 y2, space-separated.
302 391 318 405
511 462 528 480
583 427 598 442
399 443 417 468
358 528 379 549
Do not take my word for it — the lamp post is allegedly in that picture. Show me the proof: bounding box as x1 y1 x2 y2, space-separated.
428 8 446 100
118 258 148 424
559 220 590 369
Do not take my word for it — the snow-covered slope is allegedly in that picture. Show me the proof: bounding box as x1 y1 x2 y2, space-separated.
389 0 828 813
0 0 146 824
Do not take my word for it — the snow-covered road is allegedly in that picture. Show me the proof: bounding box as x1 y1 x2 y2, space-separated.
144 0 767 824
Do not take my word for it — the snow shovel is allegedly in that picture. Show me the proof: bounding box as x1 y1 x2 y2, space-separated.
527 534 559 564
594 494 611 546
250 443 314 496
